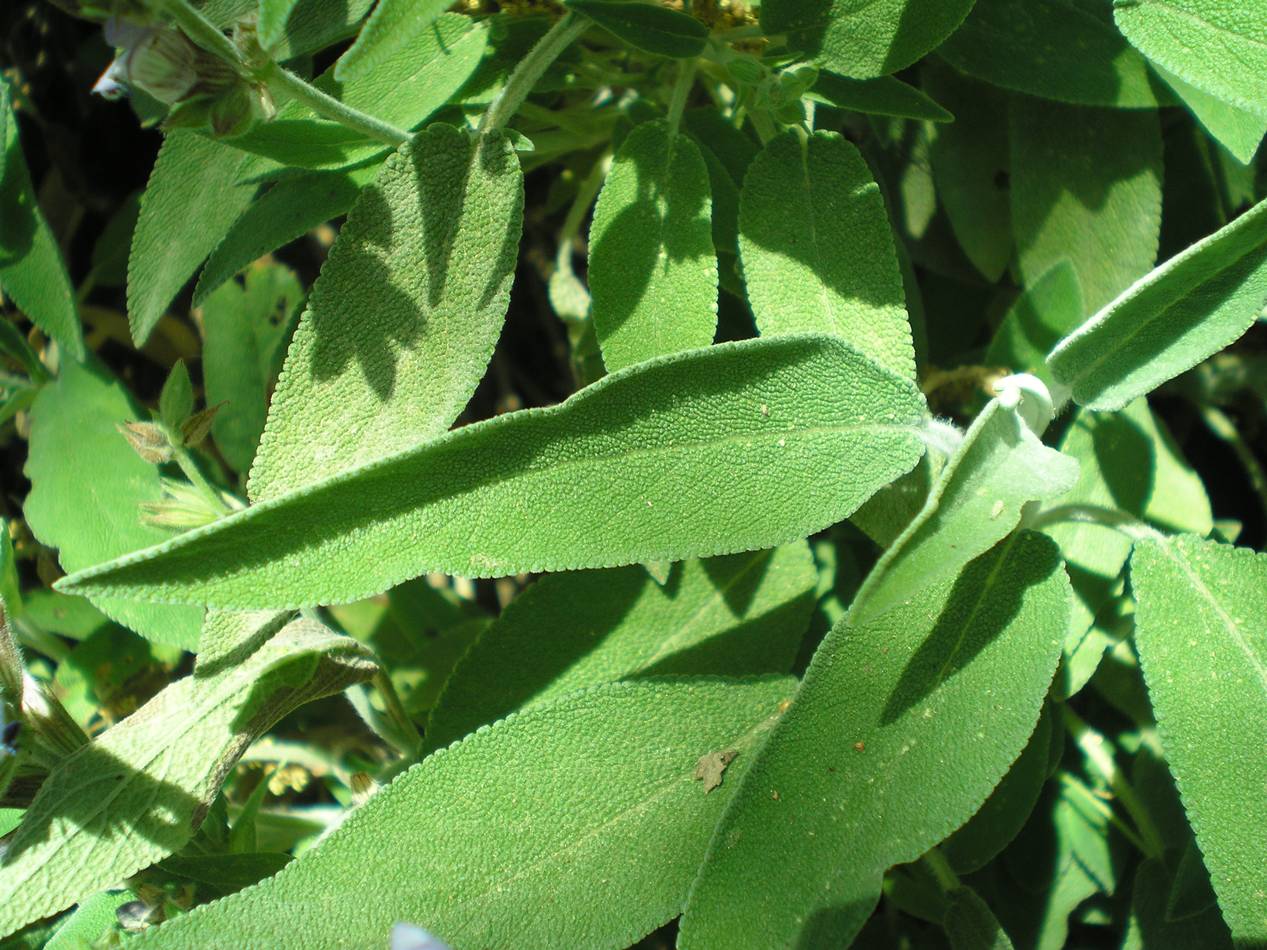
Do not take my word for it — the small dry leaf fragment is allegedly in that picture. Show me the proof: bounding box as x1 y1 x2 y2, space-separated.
693 749 738 794
853 741 865 752
179 401 226 446
116 422 172 464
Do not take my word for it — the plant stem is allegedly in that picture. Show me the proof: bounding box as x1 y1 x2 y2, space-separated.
480 13 589 133
1025 503 1163 542
1200 405 1267 521
171 444 231 515
262 63 408 146
666 60 697 135
921 848 960 893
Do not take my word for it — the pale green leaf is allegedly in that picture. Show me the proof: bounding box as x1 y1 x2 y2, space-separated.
589 120 716 371
945 886 1015 950
850 394 1078 627
23 359 201 649
43 890 130 950
812 71 953 122
0 79 82 360
1048 196 1267 410
425 543 815 751
201 263 303 474
1010 98 1162 312
334 0 450 80
761 0 976 79
202 0 375 59
985 262 1084 388
194 164 378 306
740 130 914 380
1130 535 1267 943
0 619 375 939
1114 0 1267 121
128 133 257 346
938 0 1165 108
130 678 793 949
247 126 522 501
257 0 302 49
158 360 193 433
678 531 1071 949
58 335 928 609
924 61 1012 282
567 0 708 57
1153 65 1267 166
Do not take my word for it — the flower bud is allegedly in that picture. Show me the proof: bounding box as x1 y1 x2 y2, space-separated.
117 420 173 464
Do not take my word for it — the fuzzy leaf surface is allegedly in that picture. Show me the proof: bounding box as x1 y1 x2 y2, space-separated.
1130 535 1267 943
58 335 928 609
425 543 815 751
679 531 1070 949
132 678 792 950
334 0 450 79
248 125 523 501
740 130 914 380
1048 197 1267 410
589 119 716 371
812 71 953 122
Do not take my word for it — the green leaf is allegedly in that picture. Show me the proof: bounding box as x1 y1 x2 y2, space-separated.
811 71 953 122
565 0 708 58
202 0 374 60
678 531 1071 949
985 263 1084 388
201 263 303 474
1114 0 1267 121
1130 535 1267 943
944 886 1015 950
194 164 378 307
425 543 816 751
681 109 758 260
23 359 201 649
128 678 792 949
247 125 522 502
938 0 1165 108
589 119 716 371
1010 98 1162 312
1130 858 1234 949
850 393 1078 627
924 61 1012 282
1152 65 1267 166
0 79 82 360
43 890 130 950
0 618 375 939
128 132 257 346
335 0 450 80
158 360 193 434
740 130 914 380
761 0 976 79
257 0 303 49
58 335 928 609
1047 196 1267 410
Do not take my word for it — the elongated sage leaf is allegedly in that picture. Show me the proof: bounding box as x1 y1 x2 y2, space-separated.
1130 535 1267 943
128 133 257 346
426 543 815 751
850 392 1078 627
23 359 201 648
334 0 450 80
1114 0 1267 121
761 0 975 79
679 531 1071 949
589 119 716 371
939 0 1165 108
1153 65 1267 166
248 125 523 502
741 131 914 381
1048 197 1267 410
812 71 953 122
945 886 1015 950
0 79 82 360
1010 98 1162 312
566 0 707 58
0 619 374 938
59 335 928 609
132 678 792 949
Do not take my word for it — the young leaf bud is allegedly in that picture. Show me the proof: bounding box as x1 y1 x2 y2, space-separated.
117 421 173 464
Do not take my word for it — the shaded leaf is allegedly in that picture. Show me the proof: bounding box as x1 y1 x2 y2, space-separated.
812 71 953 122
945 886 1015 950
335 0 451 79
1152 65 1267 166
985 262 1084 388
566 0 707 57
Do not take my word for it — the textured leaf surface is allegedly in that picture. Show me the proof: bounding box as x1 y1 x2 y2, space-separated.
425 543 815 751
761 0 976 79
128 132 257 346
1048 197 1267 410
740 131 914 380
939 0 1164 108
132 678 792 950
679 532 1070 949
248 125 522 501
1152 65 1267 166
1114 0 1267 120
0 80 82 359
0 619 374 938
850 396 1078 627
1130 535 1267 943
334 0 450 79
566 0 708 57
1010 98 1162 312
812 71 953 122
59 335 928 609
945 886 1015 950
589 120 716 371
23 359 201 648
985 262 1083 387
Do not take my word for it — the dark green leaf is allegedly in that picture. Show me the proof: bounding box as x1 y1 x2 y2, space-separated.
566 0 708 58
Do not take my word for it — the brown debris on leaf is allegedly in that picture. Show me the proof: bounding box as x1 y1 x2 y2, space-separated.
693 749 738 794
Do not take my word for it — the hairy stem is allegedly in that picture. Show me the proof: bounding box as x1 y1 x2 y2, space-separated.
480 13 589 133
262 63 409 146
